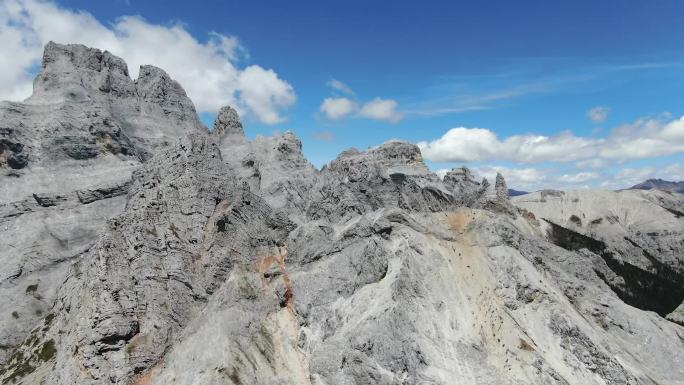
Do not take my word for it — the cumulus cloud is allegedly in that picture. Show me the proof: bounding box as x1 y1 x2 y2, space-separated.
0 0 295 124
359 98 404 123
588 106 610 123
237 66 296 124
319 80 403 123
319 95 403 123
320 97 357 120
417 127 595 163
607 163 684 188
417 115 684 164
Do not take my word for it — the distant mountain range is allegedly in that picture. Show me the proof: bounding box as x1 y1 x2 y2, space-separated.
508 189 529 197
629 179 684 194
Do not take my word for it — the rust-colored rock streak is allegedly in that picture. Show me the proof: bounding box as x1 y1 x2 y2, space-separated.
257 247 295 312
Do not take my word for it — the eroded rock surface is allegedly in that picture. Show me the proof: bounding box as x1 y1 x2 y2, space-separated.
0 42 205 363
1 43 683 385
513 189 684 320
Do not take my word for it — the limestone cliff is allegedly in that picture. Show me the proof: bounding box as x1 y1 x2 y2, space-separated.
1 43 683 385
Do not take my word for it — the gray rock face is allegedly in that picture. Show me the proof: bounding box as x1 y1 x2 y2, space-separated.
0 42 205 364
513 189 684 321
213 105 245 139
2 43 683 385
443 167 485 206
25 41 205 161
495 172 509 201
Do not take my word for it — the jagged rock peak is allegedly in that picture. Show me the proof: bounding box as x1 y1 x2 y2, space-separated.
443 167 485 206
27 42 202 122
373 140 425 165
444 167 478 184
135 64 192 103
279 130 303 150
213 105 244 138
30 41 136 101
268 131 308 167
495 172 509 201
331 140 427 170
42 41 130 77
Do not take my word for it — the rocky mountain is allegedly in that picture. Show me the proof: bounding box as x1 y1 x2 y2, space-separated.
1 43 683 385
0 42 205 365
513 189 684 324
629 179 684 194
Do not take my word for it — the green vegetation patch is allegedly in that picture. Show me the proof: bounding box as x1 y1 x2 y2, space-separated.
0 315 59 383
37 340 56 362
0 349 34 383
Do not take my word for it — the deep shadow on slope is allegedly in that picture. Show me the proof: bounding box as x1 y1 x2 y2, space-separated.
543 219 684 318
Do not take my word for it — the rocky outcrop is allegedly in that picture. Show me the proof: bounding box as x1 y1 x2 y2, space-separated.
495 172 509 201
213 105 245 139
513 189 684 320
0 42 206 363
2 42 683 385
442 168 513 214
443 167 484 206
5 134 298 384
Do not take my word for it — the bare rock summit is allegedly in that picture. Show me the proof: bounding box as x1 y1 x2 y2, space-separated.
1 43 683 385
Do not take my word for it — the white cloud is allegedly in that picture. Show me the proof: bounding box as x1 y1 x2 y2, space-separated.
319 95 403 123
557 172 600 183
319 78 403 123
608 163 684 188
326 79 354 95
588 106 610 123
658 116 684 141
599 116 684 159
359 98 403 123
417 127 595 163
0 0 295 124
418 115 684 164
320 97 357 120
237 66 296 124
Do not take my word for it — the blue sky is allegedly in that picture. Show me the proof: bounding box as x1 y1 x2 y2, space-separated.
2 0 684 190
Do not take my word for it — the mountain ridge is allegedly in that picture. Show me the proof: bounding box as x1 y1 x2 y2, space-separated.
0 41 207 367
629 178 684 194
1 42 683 385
